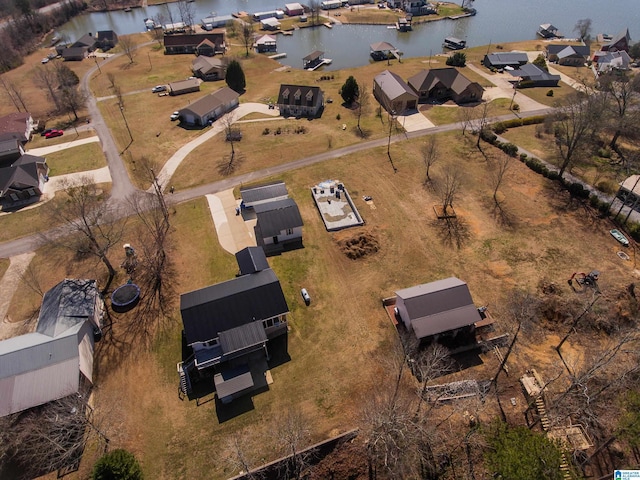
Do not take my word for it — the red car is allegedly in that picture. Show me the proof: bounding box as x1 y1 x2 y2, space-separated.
44 129 64 139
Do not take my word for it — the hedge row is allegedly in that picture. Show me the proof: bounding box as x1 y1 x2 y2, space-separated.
492 115 546 134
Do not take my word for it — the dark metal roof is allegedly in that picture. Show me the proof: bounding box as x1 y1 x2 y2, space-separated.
236 246 270 275
179 87 239 117
37 279 99 337
255 198 304 238
180 268 289 345
219 320 267 355
0 154 46 197
214 365 253 399
240 181 288 205
277 84 323 107
303 50 324 61
546 44 590 57
509 63 561 83
484 52 528 67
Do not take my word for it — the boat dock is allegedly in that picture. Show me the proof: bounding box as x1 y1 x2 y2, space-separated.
269 53 287 59
307 58 332 71
323 22 333 28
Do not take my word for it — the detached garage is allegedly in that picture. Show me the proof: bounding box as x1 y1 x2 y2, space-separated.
178 87 240 126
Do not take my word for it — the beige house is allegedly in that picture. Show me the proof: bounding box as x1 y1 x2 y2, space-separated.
373 69 418 114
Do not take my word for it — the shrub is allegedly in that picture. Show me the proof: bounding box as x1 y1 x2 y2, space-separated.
547 171 561 181
520 153 528 162
627 222 640 242
446 51 467 67
511 103 520 111
546 89 554 97
480 129 497 143
93 449 143 480
493 122 506 134
522 115 546 126
262 127 270 135
597 147 612 159
596 180 618 194
568 182 590 199
502 143 519 157
336 113 341 120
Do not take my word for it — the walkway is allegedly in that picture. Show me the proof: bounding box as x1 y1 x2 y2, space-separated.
0 252 36 340
154 103 280 191
205 189 256 255
42 166 112 195
27 135 101 156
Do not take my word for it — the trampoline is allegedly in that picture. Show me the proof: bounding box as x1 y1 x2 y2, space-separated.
111 283 140 312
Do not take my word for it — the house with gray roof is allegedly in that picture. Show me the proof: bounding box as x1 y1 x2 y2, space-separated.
0 279 103 417
408 68 483 104
177 87 239 126
236 246 270 275
508 63 561 87
168 78 201 96
276 84 324 118
545 44 590 66
240 181 289 209
373 69 418 114
0 139 49 204
191 56 225 81
602 28 631 53
395 277 481 341
593 50 632 74
482 52 529 70
254 198 304 254
96 30 118 51
254 34 277 53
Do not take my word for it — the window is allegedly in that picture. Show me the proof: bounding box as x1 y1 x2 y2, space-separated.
286 228 293 235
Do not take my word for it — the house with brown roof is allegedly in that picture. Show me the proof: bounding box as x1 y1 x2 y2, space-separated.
0 112 33 143
601 28 631 53
373 70 418 114
276 84 324 118
191 56 225 81
196 39 217 57
178 87 240 126
164 31 226 55
394 277 482 342
408 68 483 104
168 78 201 96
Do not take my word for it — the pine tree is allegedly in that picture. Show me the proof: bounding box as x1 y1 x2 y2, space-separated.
225 60 246 93
339 76 359 105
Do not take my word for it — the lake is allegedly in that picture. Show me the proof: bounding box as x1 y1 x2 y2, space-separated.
57 0 639 71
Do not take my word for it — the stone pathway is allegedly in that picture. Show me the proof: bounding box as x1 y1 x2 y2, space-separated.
0 252 36 340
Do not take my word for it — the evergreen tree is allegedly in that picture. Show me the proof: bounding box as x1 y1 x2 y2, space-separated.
225 59 246 93
533 53 549 72
446 52 466 67
93 449 143 480
339 76 359 105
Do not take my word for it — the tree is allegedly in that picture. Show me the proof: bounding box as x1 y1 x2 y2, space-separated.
276 409 311 480
240 21 254 57
574 18 593 45
446 51 466 67
413 342 452 415
598 72 640 151
340 75 359 105
0 76 26 111
59 85 87 121
219 112 244 175
485 422 564 480
119 35 137 64
554 92 597 177
532 53 548 72
45 176 125 294
176 0 196 32
354 82 370 137
490 154 511 208
421 136 438 183
439 165 462 216
93 449 143 480
630 42 640 60
33 65 62 112
54 62 79 88
225 59 246 93
309 0 321 26
618 391 640 450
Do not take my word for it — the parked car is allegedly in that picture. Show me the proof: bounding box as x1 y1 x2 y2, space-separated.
152 85 166 93
44 129 63 139
170 111 180 121
40 128 54 136
300 288 311 305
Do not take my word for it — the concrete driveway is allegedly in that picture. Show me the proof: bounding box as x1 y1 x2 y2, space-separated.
27 135 100 156
397 111 435 132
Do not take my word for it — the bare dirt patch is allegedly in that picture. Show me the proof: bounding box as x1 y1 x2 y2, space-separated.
335 229 380 259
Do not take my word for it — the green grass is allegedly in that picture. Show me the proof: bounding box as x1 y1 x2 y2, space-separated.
45 142 107 176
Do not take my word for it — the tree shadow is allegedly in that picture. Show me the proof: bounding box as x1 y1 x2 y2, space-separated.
217 153 245 176
431 216 470 249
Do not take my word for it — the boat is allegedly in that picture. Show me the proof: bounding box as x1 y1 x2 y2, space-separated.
443 37 466 50
610 229 630 246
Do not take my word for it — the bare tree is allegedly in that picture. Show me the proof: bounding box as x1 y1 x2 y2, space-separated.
276 408 311 480
59 85 87 121
421 136 438 183
471 102 491 153
413 343 452 415
163 3 177 28
240 21 254 57
574 18 593 45
0 76 22 111
355 82 370 138
176 0 196 32
45 176 125 294
490 154 511 208
309 0 321 26
0 77 27 112
150 14 166 45
598 72 640 152
458 106 475 136
218 112 244 175
439 166 462 216
119 35 137 64
33 65 61 112
554 92 597 178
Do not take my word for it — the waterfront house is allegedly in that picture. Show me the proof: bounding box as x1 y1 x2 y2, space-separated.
168 78 201 96
276 84 324 118
508 63 561 87
370 41 399 61
201 14 233 30
164 31 226 55
408 68 483 104
261 17 281 31
284 2 305 15
593 50 632 74
178 87 239 126
96 30 118 51
191 56 225 81
373 69 418 114
601 28 631 52
255 34 277 53
254 198 304 254
195 38 217 57
402 0 437 16
545 44 590 66
303 50 325 69
394 277 482 342
482 52 528 70
0 279 103 417
253 10 285 21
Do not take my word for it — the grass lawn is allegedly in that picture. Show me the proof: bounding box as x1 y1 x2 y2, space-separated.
0 258 8 279
45 142 107 176
7 129 624 479
424 97 512 125
27 130 97 149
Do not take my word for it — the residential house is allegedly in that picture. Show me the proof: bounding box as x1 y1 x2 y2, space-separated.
616 175 640 213
253 10 285 21
482 52 529 70
178 87 239 126
0 279 103 417
240 181 289 209
276 84 324 118
164 31 226 55
255 34 277 53
236 246 270 275
508 63 561 87
0 112 33 143
402 0 437 16
593 50 632 74
545 44 590 66
60 32 98 61
601 28 631 52
168 78 201 96
394 277 482 342
321 0 342 9
407 68 484 104
284 2 305 15
96 30 118 51
261 17 281 31
179 260 289 402
191 56 225 81
373 69 418 114
0 138 49 203
254 198 304 254
195 38 217 57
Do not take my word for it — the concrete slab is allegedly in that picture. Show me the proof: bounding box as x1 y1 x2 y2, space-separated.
206 194 236 255
398 111 435 132
206 190 257 255
42 166 112 195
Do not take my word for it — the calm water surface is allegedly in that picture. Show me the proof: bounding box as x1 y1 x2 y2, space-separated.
58 0 639 71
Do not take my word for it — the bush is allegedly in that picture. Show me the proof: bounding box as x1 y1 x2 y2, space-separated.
336 113 341 120
511 103 520 111
502 143 519 157
597 147 612 159
568 182 590 199
547 171 561 181
627 222 640 242
93 449 143 480
480 129 497 143
520 153 528 162
493 122 507 134
596 180 618 194
522 115 546 126
262 127 270 135
546 89 554 97
446 52 467 67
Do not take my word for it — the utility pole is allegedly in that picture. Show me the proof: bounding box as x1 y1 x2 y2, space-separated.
119 104 133 142
94 55 101 74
